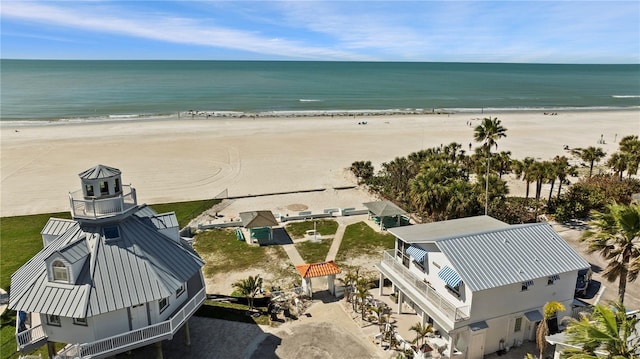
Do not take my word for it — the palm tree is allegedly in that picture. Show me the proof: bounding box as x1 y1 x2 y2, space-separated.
563 301 639 358
339 268 359 303
474 117 507 215
494 151 513 178
556 158 577 200
368 303 391 331
232 274 263 312
350 161 374 184
606 152 628 180
620 135 640 178
571 146 606 177
355 278 372 319
513 157 535 200
581 202 640 304
409 321 434 348
536 301 566 359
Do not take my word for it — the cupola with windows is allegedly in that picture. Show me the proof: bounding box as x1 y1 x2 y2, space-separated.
68 165 137 220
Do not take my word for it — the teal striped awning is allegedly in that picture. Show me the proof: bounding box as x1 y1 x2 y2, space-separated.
438 266 463 288
406 246 427 263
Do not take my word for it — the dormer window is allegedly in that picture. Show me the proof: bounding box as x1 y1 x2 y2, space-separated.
114 178 121 193
85 184 95 197
52 260 69 282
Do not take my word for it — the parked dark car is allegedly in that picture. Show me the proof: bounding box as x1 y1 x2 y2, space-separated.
575 268 593 296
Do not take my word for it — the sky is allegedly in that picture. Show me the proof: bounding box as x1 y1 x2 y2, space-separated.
1 1 639 63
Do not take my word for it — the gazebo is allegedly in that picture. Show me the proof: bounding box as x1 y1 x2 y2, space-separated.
363 200 409 230
239 210 278 245
295 261 342 298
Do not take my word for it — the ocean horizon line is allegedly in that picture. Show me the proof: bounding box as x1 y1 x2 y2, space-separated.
2 59 640 66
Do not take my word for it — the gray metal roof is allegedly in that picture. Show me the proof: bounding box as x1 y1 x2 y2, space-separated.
41 218 76 237
363 201 407 217
240 210 278 228
9 206 204 318
78 164 121 180
435 223 590 292
388 215 509 243
57 239 90 264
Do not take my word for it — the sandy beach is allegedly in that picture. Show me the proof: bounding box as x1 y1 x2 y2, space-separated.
1 109 638 217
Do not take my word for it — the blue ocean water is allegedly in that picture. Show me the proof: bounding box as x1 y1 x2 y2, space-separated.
1 60 639 122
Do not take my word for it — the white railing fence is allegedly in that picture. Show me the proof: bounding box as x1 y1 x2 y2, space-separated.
16 325 47 350
380 251 469 322
68 186 137 219
56 288 205 359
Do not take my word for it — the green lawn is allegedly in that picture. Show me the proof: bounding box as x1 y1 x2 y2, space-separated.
294 237 334 264
285 219 338 239
335 221 395 264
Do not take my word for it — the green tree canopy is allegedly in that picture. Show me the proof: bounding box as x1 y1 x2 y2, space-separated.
582 202 640 304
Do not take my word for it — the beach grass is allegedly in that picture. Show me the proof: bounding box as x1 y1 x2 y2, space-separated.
284 219 339 239
335 221 395 264
295 237 334 264
193 228 298 288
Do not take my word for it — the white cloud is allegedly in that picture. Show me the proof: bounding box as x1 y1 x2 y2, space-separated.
0 1 374 60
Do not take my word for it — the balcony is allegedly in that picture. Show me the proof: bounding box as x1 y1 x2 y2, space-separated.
17 288 205 359
376 250 469 324
16 324 47 353
69 185 137 220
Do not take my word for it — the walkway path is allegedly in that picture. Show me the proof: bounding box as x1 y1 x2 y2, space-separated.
281 243 305 266
325 214 368 262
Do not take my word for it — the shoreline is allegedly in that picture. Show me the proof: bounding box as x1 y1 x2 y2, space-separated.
1 106 638 127
2 108 638 217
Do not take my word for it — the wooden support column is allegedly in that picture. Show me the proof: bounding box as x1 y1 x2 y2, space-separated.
397 291 403 314
184 320 191 347
378 273 384 296
155 341 163 359
47 341 56 359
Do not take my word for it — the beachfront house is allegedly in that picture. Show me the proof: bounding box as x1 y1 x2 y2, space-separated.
375 215 590 359
9 164 206 359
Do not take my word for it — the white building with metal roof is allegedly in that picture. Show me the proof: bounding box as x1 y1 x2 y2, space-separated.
375 215 590 359
9 165 206 359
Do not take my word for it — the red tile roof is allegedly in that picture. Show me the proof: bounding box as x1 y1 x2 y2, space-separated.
295 261 342 278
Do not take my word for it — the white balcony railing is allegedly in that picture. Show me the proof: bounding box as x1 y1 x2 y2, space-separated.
16 324 47 352
68 185 137 219
378 250 470 322
55 288 206 359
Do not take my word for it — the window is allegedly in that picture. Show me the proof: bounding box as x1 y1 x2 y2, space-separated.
73 317 87 326
521 280 534 291
85 184 94 197
548 274 560 285
514 317 523 332
100 181 108 195
159 298 169 313
176 285 185 298
47 314 61 326
103 226 120 242
52 260 68 282
114 178 121 193
446 284 461 297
